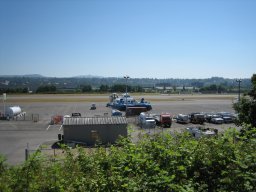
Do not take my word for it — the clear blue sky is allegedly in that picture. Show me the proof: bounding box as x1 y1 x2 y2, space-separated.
0 0 255 79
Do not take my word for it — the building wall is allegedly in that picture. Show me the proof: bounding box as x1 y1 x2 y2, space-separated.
63 124 127 145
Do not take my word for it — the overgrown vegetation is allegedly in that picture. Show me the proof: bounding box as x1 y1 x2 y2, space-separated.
233 74 256 130
0 129 255 191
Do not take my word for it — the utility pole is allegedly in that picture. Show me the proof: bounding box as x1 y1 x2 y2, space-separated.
236 79 242 102
3 93 6 116
124 75 130 116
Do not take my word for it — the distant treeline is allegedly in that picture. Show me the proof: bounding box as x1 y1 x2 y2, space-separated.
0 76 251 94
0 83 249 94
36 84 142 94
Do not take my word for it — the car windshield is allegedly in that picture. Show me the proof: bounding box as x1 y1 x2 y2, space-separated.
162 117 171 120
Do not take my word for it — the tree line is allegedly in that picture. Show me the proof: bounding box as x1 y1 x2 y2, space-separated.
0 76 252 93
0 84 134 94
0 83 249 94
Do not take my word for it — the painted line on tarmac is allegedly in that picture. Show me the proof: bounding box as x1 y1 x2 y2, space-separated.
46 125 51 131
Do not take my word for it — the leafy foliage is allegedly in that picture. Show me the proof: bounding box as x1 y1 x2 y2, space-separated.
0 87 28 94
233 74 256 128
249 74 256 99
36 85 57 93
199 84 228 94
99 84 109 92
80 84 92 92
0 131 256 191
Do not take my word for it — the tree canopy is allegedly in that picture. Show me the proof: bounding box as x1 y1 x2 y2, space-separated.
36 85 56 93
0 131 256 191
233 74 256 130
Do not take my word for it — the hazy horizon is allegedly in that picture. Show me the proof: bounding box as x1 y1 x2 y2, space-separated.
0 74 252 80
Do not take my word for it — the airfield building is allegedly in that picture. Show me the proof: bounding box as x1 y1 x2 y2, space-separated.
62 116 128 145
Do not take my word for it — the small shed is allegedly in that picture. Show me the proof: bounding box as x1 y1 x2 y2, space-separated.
62 116 128 145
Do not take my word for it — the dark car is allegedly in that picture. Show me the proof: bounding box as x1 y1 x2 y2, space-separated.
90 103 96 110
71 113 81 117
189 113 205 124
216 112 235 123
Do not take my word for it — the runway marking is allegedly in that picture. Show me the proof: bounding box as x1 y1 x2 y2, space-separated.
46 125 51 131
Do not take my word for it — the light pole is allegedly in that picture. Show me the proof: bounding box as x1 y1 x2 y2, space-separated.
236 79 242 102
124 75 130 116
3 93 6 117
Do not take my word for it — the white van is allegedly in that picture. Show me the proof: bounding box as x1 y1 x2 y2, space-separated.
139 112 156 129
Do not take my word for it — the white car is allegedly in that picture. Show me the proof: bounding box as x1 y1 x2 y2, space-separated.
186 127 216 138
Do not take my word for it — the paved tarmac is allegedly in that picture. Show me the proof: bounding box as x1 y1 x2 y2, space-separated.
0 127 60 165
0 94 237 165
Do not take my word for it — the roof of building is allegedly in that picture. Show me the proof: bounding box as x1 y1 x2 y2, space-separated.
63 116 128 126
176 86 194 90
155 86 173 90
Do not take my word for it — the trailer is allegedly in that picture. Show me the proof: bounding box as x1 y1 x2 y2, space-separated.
5 106 22 118
126 107 147 116
139 112 156 129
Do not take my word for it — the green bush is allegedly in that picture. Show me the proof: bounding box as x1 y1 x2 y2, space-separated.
0 130 255 191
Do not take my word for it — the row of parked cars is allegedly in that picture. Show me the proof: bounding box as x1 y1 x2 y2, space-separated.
175 112 237 125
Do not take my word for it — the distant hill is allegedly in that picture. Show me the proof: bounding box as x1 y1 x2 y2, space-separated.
72 75 104 78
0 74 44 78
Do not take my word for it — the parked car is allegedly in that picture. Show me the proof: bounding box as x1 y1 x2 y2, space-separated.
216 112 235 123
210 115 224 124
204 112 215 123
90 103 96 110
189 113 205 124
186 127 217 138
176 114 189 124
112 109 122 116
221 116 233 123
